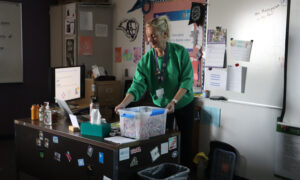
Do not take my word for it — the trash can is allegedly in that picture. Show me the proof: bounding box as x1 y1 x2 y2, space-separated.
137 163 190 180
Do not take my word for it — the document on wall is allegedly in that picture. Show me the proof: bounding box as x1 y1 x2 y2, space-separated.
274 124 300 179
79 11 93 31
230 40 253 62
227 65 247 93
205 29 227 67
204 68 227 90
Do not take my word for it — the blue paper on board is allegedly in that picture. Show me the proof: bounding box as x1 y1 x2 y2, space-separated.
200 106 221 127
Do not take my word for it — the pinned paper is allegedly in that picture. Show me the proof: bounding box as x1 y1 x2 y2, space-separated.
78 158 85 166
95 24 108 37
87 145 93 157
150 146 160 162
119 147 130 161
130 156 138 167
99 152 104 164
53 136 59 143
44 138 49 148
115 47 122 63
66 151 72 162
161 142 168 155
54 152 61 162
133 47 141 64
79 36 93 56
79 11 93 31
169 136 177 150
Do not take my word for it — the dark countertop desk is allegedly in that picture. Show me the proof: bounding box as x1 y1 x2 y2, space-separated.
14 118 180 180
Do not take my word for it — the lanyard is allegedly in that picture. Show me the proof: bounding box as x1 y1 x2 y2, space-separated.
154 43 168 84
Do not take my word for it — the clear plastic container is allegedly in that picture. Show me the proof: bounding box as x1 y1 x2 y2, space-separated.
118 106 167 140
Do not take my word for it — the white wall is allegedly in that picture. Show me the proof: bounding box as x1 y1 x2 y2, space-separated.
196 98 282 180
112 0 143 90
112 1 284 179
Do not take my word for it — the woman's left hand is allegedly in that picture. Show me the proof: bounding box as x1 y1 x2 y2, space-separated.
166 101 176 114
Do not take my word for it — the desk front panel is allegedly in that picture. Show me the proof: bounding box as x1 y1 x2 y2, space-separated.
15 124 116 180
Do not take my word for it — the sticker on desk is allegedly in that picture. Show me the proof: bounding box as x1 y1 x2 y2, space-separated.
103 175 112 180
44 138 49 148
172 150 178 158
161 142 168 155
39 151 44 159
130 146 141 155
130 156 138 167
87 145 93 157
36 138 42 147
168 136 177 150
99 152 104 164
77 158 85 167
119 147 130 161
39 131 44 140
54 152 61 162
52 136 59 143
86 164 95 176
150 146 160 162
65 151 72 162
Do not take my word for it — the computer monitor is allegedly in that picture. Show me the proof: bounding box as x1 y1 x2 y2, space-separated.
50 65 85 102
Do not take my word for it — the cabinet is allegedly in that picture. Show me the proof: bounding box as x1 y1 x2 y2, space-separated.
50 2 113 74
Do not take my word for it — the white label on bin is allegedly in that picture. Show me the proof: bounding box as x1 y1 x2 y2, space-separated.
119 147 130 161
150 146 160 162
169 136 177 150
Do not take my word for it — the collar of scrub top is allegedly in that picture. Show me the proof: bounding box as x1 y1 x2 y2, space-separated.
154 42 168 84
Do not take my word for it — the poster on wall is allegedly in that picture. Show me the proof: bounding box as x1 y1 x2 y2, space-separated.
79 36 93 56
65 38 76 66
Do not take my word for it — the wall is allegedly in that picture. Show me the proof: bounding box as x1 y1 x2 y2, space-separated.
112 0 143 91
0 0 51 136
111 0 286 180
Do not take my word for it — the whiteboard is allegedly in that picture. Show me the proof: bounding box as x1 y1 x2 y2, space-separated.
0 1 23 83
206 0 287 107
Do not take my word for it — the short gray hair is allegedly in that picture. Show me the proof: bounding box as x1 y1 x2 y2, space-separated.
146 15 170 40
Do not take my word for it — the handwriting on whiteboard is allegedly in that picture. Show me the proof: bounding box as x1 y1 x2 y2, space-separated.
254 4 280 21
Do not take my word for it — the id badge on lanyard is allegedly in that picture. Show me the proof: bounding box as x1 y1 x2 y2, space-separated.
156 88 164 99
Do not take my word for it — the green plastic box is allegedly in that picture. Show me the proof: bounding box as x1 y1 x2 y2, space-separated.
80 122 111 137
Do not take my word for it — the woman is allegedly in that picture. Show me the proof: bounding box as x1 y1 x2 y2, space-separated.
115 16 194 169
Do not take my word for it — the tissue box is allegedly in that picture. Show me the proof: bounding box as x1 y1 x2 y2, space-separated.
80 122 111 137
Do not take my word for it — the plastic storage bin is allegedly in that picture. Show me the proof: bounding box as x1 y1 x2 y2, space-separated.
210 148 236 180
118 106 167 139
137 163 190 180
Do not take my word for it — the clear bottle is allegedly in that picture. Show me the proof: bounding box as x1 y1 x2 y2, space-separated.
90 96 101 124
44 102 52 126
39 104 44 122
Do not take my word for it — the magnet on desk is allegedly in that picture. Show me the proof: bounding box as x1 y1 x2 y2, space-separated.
44 138 49 148
69 125 80 132
235 63 239 67
54 152 61 162
52 136 59 143
39 151 44 159
87 145 93 157
168 136 177 150
65 151 72 162
39 131 44 140
78 158 85 167
99 152 104 164
36 138 42 147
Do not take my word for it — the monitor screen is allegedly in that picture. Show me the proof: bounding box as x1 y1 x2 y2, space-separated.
50 65 85 102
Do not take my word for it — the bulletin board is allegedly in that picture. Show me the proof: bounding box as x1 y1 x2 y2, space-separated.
144 0 206 87
0 1 23 83
206 0 288 108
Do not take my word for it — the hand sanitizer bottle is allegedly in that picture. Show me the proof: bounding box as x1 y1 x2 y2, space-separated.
44 102 52 126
